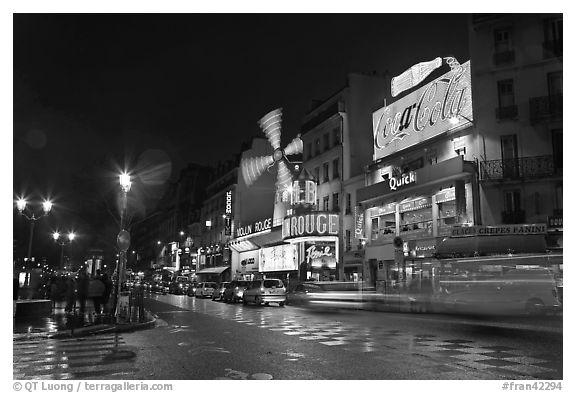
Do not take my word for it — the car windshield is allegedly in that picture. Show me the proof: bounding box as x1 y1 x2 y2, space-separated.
237 281 251 288
264 280 283 288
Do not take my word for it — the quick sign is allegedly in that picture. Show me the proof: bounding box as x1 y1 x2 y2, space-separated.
282 212 339 240
354 207 365 239
236 218 272 238
389 171 416 191
373 60 472 160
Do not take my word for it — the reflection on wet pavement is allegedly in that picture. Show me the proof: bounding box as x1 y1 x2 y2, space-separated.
152 293 562 380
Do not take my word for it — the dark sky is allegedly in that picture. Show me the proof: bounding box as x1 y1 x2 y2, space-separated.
12 13 469 261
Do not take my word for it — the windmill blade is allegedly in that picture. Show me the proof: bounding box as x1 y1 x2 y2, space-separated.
283 136 303 157
258 108 283 150
275 159 293 191
241 155 274 187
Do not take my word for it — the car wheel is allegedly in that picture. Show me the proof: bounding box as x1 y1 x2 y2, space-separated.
242 296 248 305
279 302 285 307
255 296 263 306
264 302 269 306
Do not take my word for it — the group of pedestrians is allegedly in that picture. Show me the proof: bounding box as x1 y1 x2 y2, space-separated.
49 268 113 315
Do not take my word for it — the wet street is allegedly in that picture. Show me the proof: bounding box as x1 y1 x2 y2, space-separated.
13 292 562 380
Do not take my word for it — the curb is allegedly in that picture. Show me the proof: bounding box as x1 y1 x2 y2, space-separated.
47 311 157 339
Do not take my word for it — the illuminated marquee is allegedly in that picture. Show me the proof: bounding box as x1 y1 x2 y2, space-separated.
282 212 339 239
373 60 472 160
236 218 272 238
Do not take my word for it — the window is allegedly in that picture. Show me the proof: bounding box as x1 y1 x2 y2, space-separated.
345 230 351 251
552 129 563 170
494 27 512 52
345 193 352 214
332 158 340 179
543 17 562 58
497 79 517 119
333 193 339 211
323 162 329 182
323 196 329 211
503 190 523 224
314 138 321 155
332 127 340 147
323 133 330 152
307 143 312 159
493 27 515 65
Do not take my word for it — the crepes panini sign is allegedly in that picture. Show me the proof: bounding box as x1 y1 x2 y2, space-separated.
373 60 472 160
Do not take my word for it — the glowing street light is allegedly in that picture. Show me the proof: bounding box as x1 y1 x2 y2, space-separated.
15 196 54 290
52 230 76 270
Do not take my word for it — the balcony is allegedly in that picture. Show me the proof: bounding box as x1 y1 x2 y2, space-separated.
529 94 562 125
501 210 525 224
495 105 518 120
543 39 562 58
493 50 515 66
480 155 559 181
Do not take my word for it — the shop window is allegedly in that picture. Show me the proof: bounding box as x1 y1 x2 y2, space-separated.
437 200 457 229
371 217 379 240
400 205 433 234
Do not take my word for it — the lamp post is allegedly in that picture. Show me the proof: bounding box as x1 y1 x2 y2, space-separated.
15 197 53 290
52 231 76 271
114 172 131 319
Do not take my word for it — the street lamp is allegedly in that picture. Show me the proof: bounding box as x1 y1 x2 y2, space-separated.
15 196 53 289
114 172 131 320
52 230 76 270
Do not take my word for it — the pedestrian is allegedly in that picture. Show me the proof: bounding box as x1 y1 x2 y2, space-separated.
64 275 76 313
49 277 59 310
89 275 105 314
100 273 113 315
76 269 90 314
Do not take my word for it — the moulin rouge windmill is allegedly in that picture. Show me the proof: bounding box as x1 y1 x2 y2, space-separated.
241 108 303 223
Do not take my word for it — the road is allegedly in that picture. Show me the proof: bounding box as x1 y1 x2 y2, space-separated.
13 292 562 380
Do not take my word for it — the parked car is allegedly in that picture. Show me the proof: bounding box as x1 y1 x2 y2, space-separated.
223 280 251 303
439 267 562 316
169 276 191 295
242 279 286 306
195 282 218 298
187 282 200 297
151 280 169 294
212 282 230 301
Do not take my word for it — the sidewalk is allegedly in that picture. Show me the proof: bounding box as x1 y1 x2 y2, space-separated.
13 299 156 339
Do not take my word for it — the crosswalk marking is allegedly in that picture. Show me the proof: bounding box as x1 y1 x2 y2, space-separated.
13 334 137 380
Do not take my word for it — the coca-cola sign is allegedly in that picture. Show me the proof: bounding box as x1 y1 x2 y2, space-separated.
373 60 472 160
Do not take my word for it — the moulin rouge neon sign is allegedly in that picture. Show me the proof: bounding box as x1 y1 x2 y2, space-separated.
373 60 473 160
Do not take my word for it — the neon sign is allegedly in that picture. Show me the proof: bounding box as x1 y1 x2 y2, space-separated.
373 60 472 160
389 171 416 191
282 212 339 239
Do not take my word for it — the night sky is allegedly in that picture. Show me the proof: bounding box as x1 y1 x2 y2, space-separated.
12 12 470 263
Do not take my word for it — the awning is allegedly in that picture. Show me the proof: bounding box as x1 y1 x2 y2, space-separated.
227 239 259 253
196 266 230 274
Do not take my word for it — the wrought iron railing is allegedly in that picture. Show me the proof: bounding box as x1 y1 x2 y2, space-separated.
529 94 563 125
480 155 559 181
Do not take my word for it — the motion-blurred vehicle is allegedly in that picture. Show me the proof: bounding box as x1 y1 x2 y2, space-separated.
286 282 324 306
195 282 218 298
242 279 286 306
212 282 230 301
223 280 251 303
439 267 561 316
